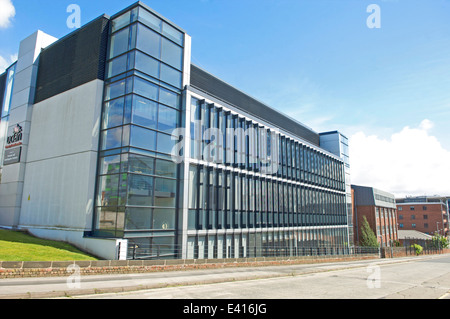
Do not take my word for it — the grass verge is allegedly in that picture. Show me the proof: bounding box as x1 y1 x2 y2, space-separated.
0 229 98 261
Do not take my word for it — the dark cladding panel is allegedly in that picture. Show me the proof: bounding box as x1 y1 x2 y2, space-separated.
34 16 110 104
189 65 320 146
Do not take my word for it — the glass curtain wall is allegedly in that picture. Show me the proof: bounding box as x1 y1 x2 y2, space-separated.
94 5 185 259
188 97 348 258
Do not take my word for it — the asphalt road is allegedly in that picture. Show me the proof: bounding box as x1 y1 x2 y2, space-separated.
74 254 450 299
2 254 450 300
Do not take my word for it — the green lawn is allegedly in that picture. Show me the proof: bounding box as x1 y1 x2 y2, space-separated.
0 229 98 261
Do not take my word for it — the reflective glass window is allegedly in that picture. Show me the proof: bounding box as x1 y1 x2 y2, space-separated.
128 154 154 175
153 209 175 229
137 24 161 59
133 77 158 101
125 207 152 230
99 155 121 175
110 27 130 58
127 174 154 206
158 105 178 134
135 51 160 79
102 97 124 128
157 132 176 154
132 95 157 128
162 22 183 46
130 125 156 150
154 178 176 207
138 7 162 32
160 64 182 88
101 127 123 150
161 37 183 70
97 174 119 206
159 87 179 108
112 11 131 32
105 80 126 100
155 159 177 178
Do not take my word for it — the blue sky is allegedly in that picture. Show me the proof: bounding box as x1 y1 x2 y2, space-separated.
0 0 449 196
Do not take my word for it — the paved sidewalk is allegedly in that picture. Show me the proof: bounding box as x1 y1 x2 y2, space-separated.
0 255 446 299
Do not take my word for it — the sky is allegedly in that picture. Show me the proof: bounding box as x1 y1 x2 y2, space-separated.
0 0 449 198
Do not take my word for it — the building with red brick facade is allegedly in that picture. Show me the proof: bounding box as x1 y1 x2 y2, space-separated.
352 185 398 247
396 196 449 237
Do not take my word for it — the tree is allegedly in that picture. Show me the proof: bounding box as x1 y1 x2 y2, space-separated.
432 233 449 249
359 216 379 247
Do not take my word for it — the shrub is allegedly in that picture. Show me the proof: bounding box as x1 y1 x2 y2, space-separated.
411 244 423 256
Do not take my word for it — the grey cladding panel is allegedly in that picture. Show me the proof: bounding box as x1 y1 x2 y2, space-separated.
34 16 110 104
190 65 320 146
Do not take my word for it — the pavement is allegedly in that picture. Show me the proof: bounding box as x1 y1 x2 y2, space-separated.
0 254 448 299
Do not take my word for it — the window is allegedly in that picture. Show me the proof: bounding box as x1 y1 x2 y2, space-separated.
159 87 180 108
132 95 157 128
109 27 130 58
399 223 404 228
130 125 156 150
398 214 403 220
158 105 178 134
424 223 428 229
411 215 415 220
161 37 183 70
135 51 160 79
133 77 158 101
423 206 427 211
410 206 415 211
398 206 403 211
423 214 428 220
412 223 416 228
137 24 161 60
103 97 124 128
160 64 182 88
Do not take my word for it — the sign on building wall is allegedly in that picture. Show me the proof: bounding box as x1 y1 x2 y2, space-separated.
3 124 23 165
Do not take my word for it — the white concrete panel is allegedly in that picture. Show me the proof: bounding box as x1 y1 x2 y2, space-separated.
20 150 98 230
27 80 104 163
1 163 26 183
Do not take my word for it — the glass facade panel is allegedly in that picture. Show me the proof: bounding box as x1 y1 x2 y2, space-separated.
137 24 161 59
161 37 183 70
129 125 156 150
132 95 157 128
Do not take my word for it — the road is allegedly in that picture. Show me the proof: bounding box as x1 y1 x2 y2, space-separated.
74 254 450 299
1 254 450 300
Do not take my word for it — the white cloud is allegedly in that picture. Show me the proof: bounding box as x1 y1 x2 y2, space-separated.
0 54 17 74
0 0 15 29
349 119 450 198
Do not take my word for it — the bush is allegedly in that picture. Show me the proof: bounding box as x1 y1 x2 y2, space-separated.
411 244 423 256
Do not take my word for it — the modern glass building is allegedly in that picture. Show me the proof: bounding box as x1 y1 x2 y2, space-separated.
0 2 352 260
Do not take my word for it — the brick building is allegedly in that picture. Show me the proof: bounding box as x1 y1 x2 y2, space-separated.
396 196 449 237
352 185 398 247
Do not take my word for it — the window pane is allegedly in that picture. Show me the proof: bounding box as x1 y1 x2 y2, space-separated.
125 207 152 230
101 127 123 150
132 95 157 128
130 125 156 150
133 77 158 101
153 209 175 229
154 178 176 207
110 27 129 58
155 159 176 178
97 174 119 206
128 174 154 206
102 97 124 128
138 7 162 32
162 22 183 46
160 64 182 88
135 51 160 79
137 24 161 59
107 54 128 78
158 105 178 134
112 11 131 32
157 132 176 155
99 155 121 175
159 87 179 108
105 80 126 100
95 207 118 236
128 154 154 175
161 38 183 70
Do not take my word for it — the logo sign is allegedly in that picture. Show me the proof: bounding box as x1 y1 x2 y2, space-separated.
6 124 23 148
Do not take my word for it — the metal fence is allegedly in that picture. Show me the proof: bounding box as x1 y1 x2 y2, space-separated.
126 243 380 260
401 237 444 256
